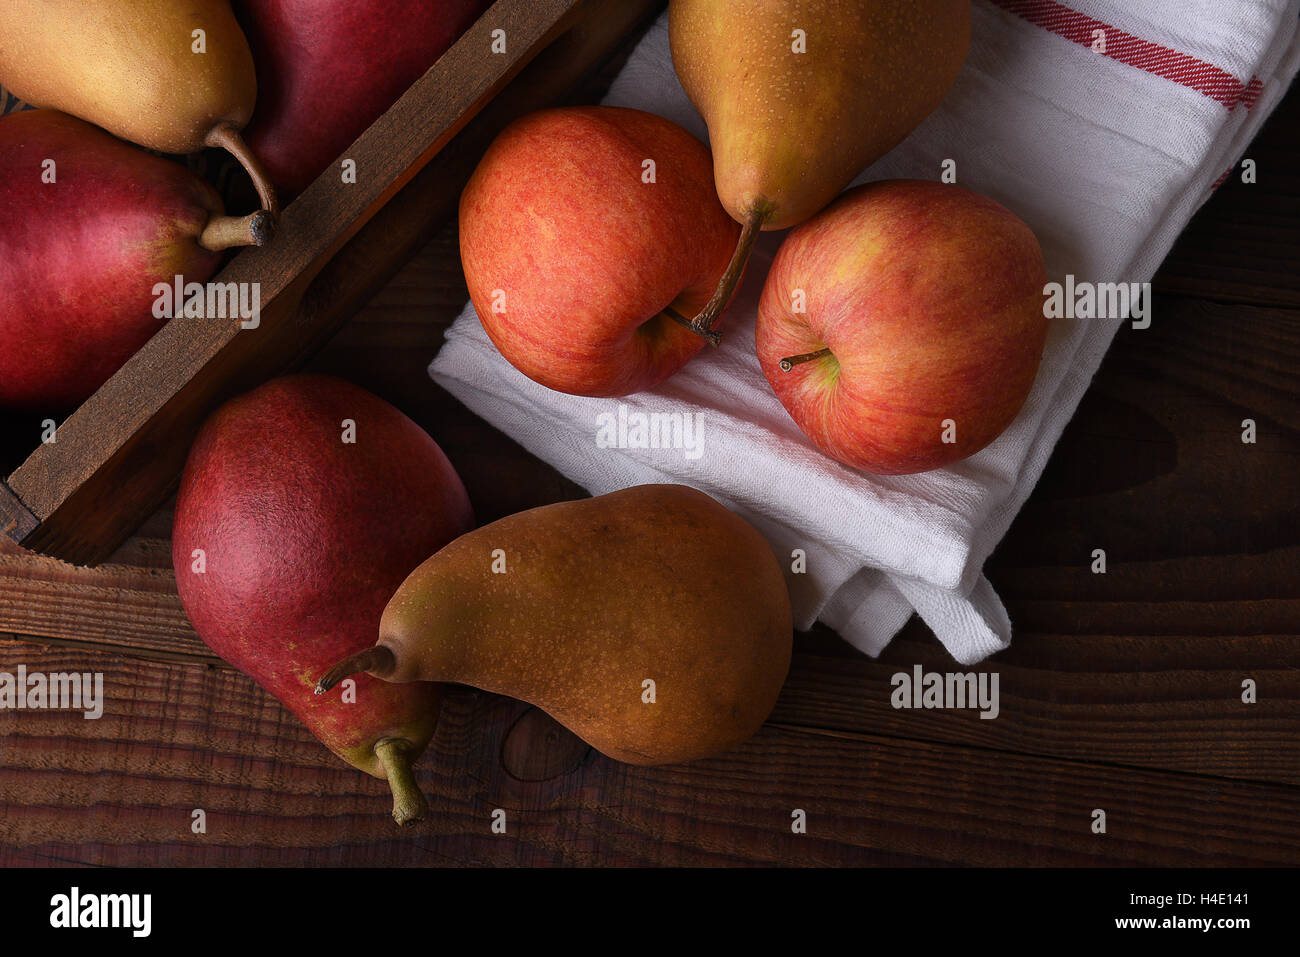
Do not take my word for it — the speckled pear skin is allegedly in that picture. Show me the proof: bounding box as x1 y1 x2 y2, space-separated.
172 375 474 780
0 0 257 155
670 0 971 230
374 484 794 766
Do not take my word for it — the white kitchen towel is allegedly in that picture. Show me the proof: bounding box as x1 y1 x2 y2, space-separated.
432 0 1300 664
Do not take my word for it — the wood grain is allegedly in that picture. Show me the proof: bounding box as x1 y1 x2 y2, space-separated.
2 639 1295 866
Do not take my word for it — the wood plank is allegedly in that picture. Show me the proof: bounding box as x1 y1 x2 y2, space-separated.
2 638 1296 866
1 581 1296 796
792 622 1300 786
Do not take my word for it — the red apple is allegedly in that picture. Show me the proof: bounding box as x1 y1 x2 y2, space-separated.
756 180 1049 475
459 106 741 397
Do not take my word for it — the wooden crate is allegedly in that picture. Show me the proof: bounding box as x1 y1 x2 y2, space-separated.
0 0 662 567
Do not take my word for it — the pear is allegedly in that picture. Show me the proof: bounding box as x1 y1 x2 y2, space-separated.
670 0 971 336
173 375 475 824
234 0 492 198
0 0 278 216
317 485 793 766
0 110 273 410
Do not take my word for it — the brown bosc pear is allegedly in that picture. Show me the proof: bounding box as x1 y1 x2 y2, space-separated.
670 0 971 338
0 0 279 218
317 485 794 766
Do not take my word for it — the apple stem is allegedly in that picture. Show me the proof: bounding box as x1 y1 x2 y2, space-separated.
779 348 833 372
374 738 429 827
314 645 397 695
688 208 766 340
198 210 276 251
205 123 282 220
663 305 721 346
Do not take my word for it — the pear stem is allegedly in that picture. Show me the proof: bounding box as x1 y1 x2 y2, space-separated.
688 207 766 340
662 305 721 346
198 210 276 251
205 123 281 220
779 347 833 372
374 738 429 827
314 645 397 695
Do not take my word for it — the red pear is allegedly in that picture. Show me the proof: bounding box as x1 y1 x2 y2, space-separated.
172 375 475 824
234 0 491 197
0 109 272 411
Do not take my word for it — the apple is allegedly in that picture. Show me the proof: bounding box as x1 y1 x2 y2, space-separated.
756 180 1049 475
458 106 741 397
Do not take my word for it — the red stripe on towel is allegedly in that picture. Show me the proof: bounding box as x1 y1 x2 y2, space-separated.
1242 75 1265 108
990 0 1262 109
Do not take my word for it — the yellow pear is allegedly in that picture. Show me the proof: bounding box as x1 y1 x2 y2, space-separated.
0 0 278 215
670 0 970 335
316 485 794 766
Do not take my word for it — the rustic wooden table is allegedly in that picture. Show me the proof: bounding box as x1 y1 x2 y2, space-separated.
1 71 1296 868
